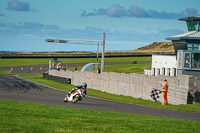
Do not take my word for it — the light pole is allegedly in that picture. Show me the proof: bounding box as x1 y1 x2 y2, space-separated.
101 32 106 73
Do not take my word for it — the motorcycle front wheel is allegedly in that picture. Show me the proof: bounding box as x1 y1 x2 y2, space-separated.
72 94 80 103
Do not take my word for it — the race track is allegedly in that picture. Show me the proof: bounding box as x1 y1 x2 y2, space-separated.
0 75 200 120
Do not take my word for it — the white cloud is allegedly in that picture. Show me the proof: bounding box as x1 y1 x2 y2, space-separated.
7 0 30 11
81 4 127 18
81 4 199 19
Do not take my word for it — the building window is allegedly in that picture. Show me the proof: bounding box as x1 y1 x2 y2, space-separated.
194 44 200 51
187 44 200 51
187 44 193 50
195 21 200 31
192 53 200 69
183 52 200 69
186 21 200 31
184 53 191 68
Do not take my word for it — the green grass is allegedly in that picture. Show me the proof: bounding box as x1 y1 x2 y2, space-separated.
63 63 152 74
0 70 12 75
0 100 199 133
0 57 151 66
0 58 51 66
16 73 75 92
2 72 198 113
87 89 200 113
104 64 151 74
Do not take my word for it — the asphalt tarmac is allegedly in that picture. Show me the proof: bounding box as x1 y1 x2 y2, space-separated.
0 75 200 120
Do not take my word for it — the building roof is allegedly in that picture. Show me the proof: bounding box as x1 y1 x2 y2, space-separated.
178 15 200 21
166 31 200 40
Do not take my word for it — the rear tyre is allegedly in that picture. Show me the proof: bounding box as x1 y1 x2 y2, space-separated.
63 96 68 103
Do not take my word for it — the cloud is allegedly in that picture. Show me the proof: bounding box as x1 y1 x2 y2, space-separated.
185 8 198 16
0 22 58 37
0 22 104 40
7 0 30 11
81 4 199 19
106 4 127 18
81 4 127 18
147 9 184 19
128 5 149 18
128 6 185 19
105 28 184 42
0 21 185 43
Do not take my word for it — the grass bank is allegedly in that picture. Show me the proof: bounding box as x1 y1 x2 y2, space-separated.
0 100 199 133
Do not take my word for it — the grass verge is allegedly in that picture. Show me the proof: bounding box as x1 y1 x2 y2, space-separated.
0 100 199 133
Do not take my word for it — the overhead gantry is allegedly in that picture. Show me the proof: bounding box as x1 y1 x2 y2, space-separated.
45 33 106 72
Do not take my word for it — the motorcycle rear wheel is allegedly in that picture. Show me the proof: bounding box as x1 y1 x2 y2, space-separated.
63 96 68 103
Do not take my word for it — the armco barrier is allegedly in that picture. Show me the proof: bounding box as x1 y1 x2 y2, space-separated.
43 73 71 84
49 70 200 105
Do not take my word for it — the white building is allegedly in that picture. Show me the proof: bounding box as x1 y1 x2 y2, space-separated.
145 15 200 77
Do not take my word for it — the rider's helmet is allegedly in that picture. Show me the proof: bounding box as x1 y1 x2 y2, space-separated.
83 83 87 88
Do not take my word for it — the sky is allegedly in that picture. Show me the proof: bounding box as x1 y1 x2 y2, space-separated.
0 0 200 52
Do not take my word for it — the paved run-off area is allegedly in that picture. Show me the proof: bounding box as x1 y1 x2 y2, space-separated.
0 75 200 120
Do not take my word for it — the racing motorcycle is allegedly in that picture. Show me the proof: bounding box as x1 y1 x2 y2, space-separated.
63 84 87 103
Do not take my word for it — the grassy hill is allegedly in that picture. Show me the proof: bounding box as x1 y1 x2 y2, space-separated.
132 42 174 54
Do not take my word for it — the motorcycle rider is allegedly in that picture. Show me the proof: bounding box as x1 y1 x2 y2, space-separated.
68 83 87 98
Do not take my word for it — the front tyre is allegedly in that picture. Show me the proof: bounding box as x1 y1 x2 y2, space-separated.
72 94 80 103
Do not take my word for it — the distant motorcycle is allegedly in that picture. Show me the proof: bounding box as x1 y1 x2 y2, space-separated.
64 83 87 103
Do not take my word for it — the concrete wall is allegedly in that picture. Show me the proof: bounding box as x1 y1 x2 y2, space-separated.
188 76 200 103
49 70 199 105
